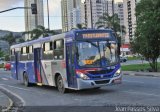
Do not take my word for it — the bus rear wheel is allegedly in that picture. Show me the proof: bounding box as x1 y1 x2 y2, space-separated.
56 75 67 93
23 73 30 87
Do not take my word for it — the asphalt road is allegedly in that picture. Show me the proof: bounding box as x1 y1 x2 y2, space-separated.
0 69 160 111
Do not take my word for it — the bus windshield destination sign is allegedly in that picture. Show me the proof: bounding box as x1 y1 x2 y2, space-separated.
82 33 110 39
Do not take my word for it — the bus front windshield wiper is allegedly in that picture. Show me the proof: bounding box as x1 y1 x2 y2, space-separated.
84 40 98 48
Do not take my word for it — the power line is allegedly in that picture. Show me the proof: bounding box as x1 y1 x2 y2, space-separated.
0 7 31 13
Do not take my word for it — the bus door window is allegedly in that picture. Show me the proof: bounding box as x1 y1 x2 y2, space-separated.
66 44 77 87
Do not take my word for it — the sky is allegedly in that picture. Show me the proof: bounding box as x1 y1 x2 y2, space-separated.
0 0 122 32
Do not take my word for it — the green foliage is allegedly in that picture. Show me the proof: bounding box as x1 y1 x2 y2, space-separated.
1 32 16 45
96 13 126 34
131 0 160 72
122 63 160 72
4 55 10 61
24 25 56 40
71 24 87 30
0 49 4 57
18 38 25 43
96 13 126 55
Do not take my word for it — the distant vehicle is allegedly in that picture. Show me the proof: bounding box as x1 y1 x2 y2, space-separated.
0 58 5 65
4 62 11 71
0 60 4 65
120 56 127 62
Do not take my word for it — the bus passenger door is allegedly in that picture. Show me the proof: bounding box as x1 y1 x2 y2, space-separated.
34 48 42 84
15 52 19 80
66 44 77 88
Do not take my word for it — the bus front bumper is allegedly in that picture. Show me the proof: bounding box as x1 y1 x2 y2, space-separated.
77 75 122 90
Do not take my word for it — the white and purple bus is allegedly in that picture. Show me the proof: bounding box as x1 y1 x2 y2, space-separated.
10 29 122 93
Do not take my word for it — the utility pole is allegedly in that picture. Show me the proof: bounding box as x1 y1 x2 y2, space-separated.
47 0 50 30
90 0 93 28
112 0 115 30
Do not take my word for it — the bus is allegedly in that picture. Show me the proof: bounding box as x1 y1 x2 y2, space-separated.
10 29 122 93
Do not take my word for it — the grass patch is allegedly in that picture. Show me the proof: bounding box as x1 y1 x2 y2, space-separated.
122 63 160 71
0 64 4 68
127 56 141 61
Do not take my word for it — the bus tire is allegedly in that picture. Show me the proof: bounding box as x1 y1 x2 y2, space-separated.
56 75 67 93
23 72 30 87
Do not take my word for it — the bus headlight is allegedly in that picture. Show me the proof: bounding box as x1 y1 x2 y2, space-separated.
77 72 90 80
114 69 121 77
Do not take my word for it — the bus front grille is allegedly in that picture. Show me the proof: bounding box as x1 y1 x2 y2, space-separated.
95 80 110 84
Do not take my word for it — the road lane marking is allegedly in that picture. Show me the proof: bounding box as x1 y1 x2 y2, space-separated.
4 75 12 79
122 90 160 97
0 83 47 95
0 83 31 91
1 78 8 81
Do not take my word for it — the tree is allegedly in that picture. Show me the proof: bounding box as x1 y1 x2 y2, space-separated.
131 0 160 72
1 32 16 45
18 38 25 43
96 13 126 34
0 49 4 57
71 24 87 30
24 25 56 40
4 55 10 61
96 13 126 55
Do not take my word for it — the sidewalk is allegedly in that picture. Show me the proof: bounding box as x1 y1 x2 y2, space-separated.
123 71 160 77
0 90 13 111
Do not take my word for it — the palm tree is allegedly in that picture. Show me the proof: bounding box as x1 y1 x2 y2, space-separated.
96 13 126 34
96 13 126 55
71 24 87 30
76 24 87 29
24 25 56 40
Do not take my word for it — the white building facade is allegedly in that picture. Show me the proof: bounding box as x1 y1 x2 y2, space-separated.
82 0 124 29
123 0 137 43
61 0 125 32
61 0 82 32
24 0 44 40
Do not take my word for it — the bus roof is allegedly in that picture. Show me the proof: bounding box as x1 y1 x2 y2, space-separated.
10 33 65 49
11 29 115 49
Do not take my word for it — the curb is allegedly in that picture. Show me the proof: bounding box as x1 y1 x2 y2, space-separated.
3 97 13 112
0 87 13 112
123 71 160 77
0 86 25 111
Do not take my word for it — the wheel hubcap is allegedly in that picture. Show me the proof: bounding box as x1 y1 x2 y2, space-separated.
58 77 64 92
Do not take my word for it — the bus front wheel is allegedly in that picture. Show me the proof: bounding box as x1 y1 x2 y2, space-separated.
23 73 30 87
56 75 67 93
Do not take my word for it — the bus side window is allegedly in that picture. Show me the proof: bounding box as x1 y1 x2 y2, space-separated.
28 46 34 60
10 49 15 61
43 42 54 60
53 39 64 60
20 47 28 61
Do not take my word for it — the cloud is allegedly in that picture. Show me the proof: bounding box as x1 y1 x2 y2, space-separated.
0 0 23 10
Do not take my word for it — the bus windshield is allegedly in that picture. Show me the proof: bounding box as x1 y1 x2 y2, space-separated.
76 41 118 68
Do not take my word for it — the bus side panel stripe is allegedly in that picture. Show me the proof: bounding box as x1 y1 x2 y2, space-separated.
40 61 49 85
